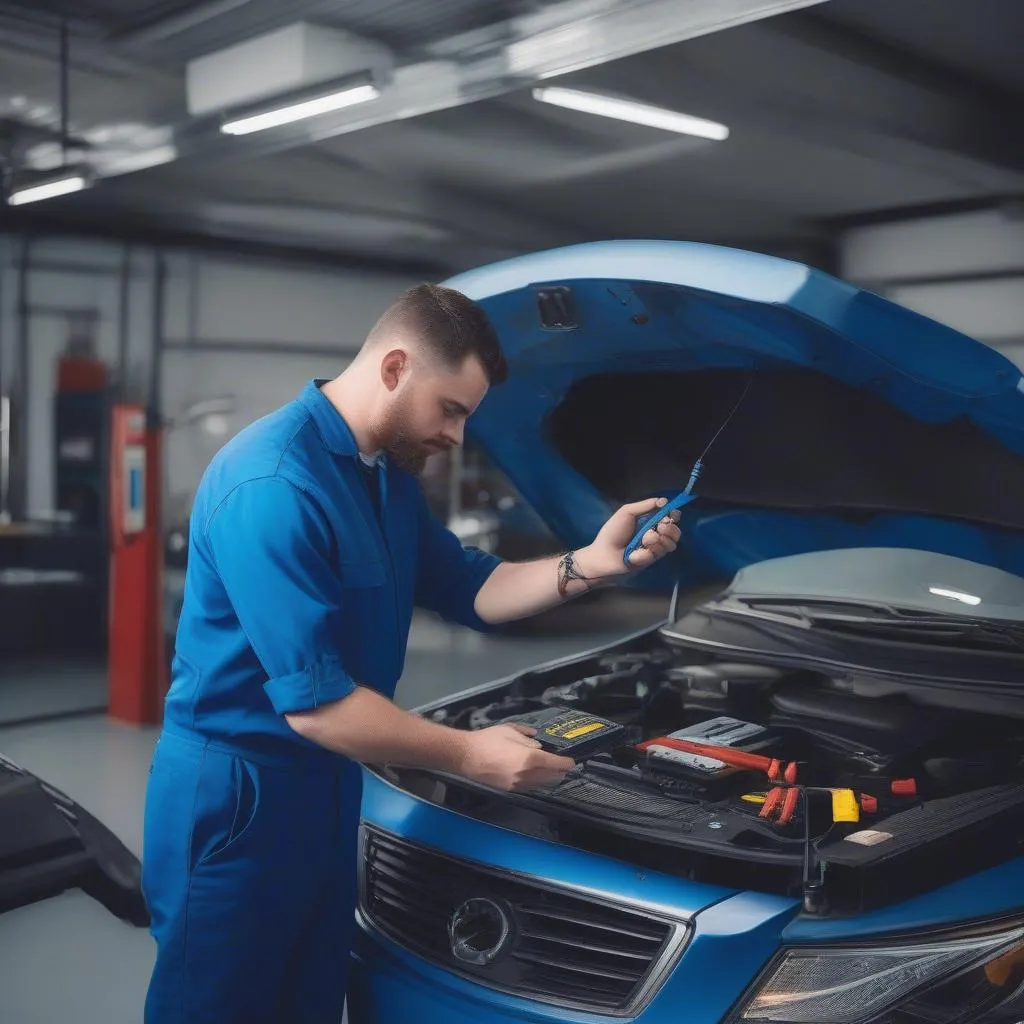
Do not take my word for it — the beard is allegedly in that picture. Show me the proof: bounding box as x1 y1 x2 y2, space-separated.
387 433 431 476
376 398 444 476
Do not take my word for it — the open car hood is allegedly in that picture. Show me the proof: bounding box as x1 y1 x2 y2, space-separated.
0 752 148 925
445 241 1024 591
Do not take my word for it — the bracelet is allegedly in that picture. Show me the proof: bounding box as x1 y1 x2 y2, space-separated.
557 550 616 597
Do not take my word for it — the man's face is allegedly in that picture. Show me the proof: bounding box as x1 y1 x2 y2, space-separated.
375 350 489 475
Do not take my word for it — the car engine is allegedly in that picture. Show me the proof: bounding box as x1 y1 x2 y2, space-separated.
416 642 1024 912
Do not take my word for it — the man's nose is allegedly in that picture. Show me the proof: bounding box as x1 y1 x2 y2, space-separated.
443 422 464 447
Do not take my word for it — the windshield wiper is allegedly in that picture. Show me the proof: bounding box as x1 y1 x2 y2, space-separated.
814 615 1024 652
714 597 1024 653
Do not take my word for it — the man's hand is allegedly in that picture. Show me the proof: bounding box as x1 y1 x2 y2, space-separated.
472 496 683 625
575 496 682 581
287 688 575 785
457 724 576 791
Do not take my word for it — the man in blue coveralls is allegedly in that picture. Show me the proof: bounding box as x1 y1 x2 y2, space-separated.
142 283 681 1023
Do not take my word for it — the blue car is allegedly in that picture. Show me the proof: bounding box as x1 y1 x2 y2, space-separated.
348 241 1024 1024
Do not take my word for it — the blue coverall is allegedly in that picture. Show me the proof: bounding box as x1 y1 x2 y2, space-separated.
142 379 500 1023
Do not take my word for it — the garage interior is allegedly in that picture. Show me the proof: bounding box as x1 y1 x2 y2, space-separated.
1 0 1023 1020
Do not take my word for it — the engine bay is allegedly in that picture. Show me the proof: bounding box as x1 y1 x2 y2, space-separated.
402 635 1024 913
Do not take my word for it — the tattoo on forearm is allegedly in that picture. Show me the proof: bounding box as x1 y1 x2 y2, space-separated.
557 550 615 597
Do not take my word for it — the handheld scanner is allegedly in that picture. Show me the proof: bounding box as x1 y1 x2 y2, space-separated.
623 491 696 566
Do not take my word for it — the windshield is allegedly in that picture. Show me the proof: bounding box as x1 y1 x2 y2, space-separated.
721 548 1024 623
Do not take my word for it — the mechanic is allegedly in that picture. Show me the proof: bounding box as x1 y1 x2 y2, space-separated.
141 282 681 1024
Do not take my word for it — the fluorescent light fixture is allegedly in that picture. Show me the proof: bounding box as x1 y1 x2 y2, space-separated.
7 172 89 206
929 586 982 606
221 79 380 136
532 86 729 141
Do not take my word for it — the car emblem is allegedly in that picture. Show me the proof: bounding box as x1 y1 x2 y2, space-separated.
447 897 512 966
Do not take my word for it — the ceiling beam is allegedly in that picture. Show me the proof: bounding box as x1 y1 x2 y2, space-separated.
0 1 97 31
780 10 1019 114
818 195 1024 232
0 201 448 275
111 0 256 47
93 0 831 182
296 144 590 251
570 14 1024 196
173 144 583 260
0 9 184 83
759 11 1024 179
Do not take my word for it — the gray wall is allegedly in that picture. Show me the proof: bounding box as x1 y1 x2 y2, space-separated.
840 209 1024 366
0 235 420 522
158 250 419 514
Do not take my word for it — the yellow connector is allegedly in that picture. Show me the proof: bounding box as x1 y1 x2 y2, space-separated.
831 788 861 823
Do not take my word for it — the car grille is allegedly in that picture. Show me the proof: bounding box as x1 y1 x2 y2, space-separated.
358 826 688 1015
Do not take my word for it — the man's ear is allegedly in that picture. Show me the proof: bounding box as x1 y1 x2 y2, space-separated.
379 349 407 391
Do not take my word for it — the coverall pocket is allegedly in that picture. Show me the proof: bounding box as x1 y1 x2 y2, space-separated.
194 754 261 868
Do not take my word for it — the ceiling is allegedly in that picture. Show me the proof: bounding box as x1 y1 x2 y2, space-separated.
0 0 1021 274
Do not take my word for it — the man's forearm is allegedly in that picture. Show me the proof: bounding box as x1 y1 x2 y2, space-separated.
285 686 471 770
473 547 611 625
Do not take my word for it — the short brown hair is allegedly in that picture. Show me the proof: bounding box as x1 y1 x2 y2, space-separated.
367 283 508 385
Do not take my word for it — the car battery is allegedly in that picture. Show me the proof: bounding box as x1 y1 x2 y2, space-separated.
502 707 627 760
643 717 779 796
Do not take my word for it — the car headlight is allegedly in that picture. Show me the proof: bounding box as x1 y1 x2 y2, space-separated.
736 923 1024 1024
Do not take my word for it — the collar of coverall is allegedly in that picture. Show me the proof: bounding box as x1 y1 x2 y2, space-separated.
301 378 364 458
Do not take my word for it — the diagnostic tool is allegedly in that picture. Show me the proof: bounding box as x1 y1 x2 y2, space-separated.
504 707 627 760
623 492 696 565
623 373 756 565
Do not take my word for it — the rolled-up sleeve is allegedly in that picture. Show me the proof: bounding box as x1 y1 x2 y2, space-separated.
205 476 357 715
414 487 501 632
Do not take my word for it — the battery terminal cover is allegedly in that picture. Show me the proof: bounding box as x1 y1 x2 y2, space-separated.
643 717 776 774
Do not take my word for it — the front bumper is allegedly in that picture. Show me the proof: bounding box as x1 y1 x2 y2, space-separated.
350 887 797 1024
352 769 798 1022
353 768 1024 1022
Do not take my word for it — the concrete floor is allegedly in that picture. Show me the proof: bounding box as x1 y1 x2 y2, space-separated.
0 594 666 1024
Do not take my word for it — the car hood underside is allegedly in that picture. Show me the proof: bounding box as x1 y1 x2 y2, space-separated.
444 241 1024 590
